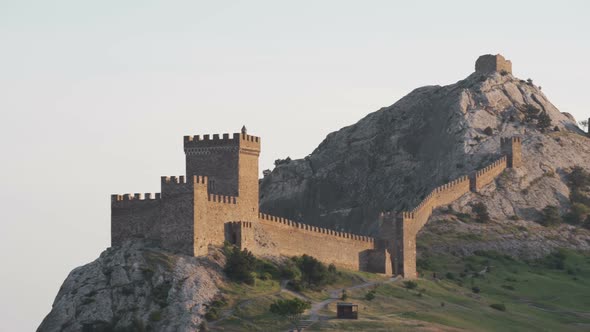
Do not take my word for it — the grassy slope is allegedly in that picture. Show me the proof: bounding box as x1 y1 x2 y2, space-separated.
210 250 590 332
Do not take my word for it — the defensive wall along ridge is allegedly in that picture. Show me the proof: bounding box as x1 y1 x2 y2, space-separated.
384 137 523 278
111 126 522 279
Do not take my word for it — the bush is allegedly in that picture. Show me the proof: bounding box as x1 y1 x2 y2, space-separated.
490 303 506 311
538 205 561 227
537 111 552 131
472 202 491 223
564 203 590 225
539 250 567 270
149 310 162 321
524 105 540 123
292 254 336 288
445 272 456 280
280 260 302 280
224 247 257 285
472 286 481 294
365 290 376 301
483 127 494 136
269 298 311 331
501 285 515 291
340 289 348 301
403 280 418 289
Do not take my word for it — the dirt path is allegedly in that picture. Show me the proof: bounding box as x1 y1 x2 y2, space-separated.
308 276 400 322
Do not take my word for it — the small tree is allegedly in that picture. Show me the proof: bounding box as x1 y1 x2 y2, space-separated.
537 111 552 131
579 120 588 131
472 202 491 223
269 298 311 332
224 247 257 285
524 105 540 123
539 205 561 227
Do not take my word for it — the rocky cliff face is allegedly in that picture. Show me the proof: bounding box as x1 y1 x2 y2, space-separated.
259 64 590 253
38 241 223 332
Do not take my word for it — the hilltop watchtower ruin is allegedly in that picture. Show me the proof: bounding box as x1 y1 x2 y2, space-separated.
475 54 512 74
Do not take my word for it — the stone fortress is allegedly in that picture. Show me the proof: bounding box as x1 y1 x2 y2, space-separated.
112 54 538 278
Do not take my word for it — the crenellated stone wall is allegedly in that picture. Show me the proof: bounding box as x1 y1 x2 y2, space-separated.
111 129 523 279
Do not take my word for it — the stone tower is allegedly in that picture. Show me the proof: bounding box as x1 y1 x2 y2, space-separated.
183 131 261 210
501 137 522 168
475 54 512 74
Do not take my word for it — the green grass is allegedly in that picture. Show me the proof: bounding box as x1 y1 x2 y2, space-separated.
212 250 590 331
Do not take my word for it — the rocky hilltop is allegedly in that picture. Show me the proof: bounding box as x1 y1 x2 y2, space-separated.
260 54 590 256
38 242 223 332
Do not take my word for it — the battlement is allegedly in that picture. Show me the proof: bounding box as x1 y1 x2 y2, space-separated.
259 213 374 243
184 132 261 152
208 193 237 204
228 221 253 229
111 192 162 202
501 137 522 145
475 54 512 74
474 156 508 177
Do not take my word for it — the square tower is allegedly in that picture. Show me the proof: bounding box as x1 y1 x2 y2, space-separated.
475 54 512 74
183 130 261 210
501 137 522 168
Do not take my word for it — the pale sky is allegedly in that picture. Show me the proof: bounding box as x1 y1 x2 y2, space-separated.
1 1 589 330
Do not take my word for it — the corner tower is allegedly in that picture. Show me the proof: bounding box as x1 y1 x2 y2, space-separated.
183 128 261 210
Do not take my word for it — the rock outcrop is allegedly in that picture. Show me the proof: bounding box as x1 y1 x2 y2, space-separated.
38 241 224 332
260 56 590 258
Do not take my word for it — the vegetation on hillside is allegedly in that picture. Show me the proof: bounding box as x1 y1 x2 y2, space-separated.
269 298 311 331
565 166 590 228
213 248 590 331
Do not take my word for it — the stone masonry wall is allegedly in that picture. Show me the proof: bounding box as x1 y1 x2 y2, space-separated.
159 176 196 256
475 54 512 74
111 193 161 246
392 138 522 278
471 156 507 192
253 213 375 271
184 134 240 196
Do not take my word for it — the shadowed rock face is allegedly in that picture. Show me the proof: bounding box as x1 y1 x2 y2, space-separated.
259 70 589 237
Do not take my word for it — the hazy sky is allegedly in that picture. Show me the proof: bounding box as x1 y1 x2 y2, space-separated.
1 1 589 330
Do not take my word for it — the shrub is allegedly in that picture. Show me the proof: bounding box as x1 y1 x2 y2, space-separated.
365 290 376 301
224 247 257 285
403 280 418 289
538 205 561 227
501 285 515 291
564 203 590 225
456 212 472 223
490 303 506 311
483 127 494 136
287 280 304 292
445 272 456 280
149 310 162 321
524 105 540 123
269 298 311 331
472 286 481 294
293 254 336 288
537 111 552 131
472 202 491 223
280 260 302 280
539 250 567 270
340 289 348 301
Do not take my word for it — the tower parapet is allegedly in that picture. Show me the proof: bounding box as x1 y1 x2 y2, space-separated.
183 130 260 211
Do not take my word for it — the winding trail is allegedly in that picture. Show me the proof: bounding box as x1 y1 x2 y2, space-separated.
304 276 401 327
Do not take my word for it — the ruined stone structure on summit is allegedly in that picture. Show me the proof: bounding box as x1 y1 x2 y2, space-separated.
111 125 522 278
475 54 512 74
